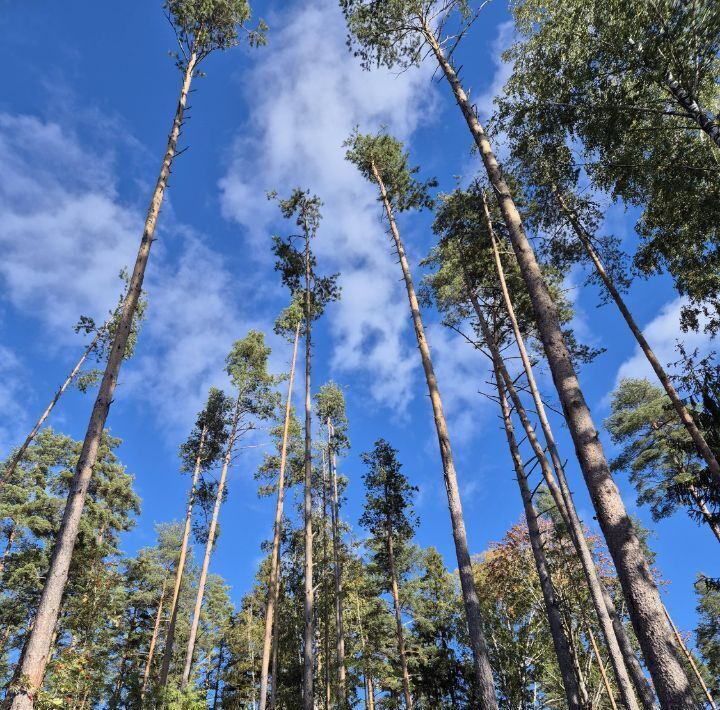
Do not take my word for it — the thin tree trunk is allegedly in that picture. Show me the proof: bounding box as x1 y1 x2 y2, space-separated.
423 25 693 706
160 423 207 688
688 485 720 544
181 393 242 690
0 525 17 577
554 188 720 486
370 161 498 709
492 359 587 709
478 193 653 709
1 321 108 487
367 676 376 710
387 532 413 710
259 323 300 710
212 639 224 710
354 594 375 710
663 70 720 149
588 628 618 710
270 595 280 710
140 577 168 701
7 52 198 710
328 420 347 704
302 221 315 710
249 602 257 710
665 605 718 709
322 449 331 710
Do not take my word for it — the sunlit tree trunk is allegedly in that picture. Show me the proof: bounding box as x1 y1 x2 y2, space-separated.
423 24 692 705
663 70 720 149
370 161 498 709
387 529 412 709
160 423 207 688
181 392 242 689
7 51 198 710
259 323 301 710
141 577 168 701
354 595 375 710
588 628 618 710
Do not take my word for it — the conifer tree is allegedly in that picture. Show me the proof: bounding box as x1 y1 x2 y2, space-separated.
339 5 694 702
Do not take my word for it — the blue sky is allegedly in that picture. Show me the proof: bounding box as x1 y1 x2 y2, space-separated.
0 0 716 643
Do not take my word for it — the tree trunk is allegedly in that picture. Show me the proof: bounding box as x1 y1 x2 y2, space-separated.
140 577 167 701
322 450 331 710
303 222 315 710
181 392 242 690
7 52 198 710
354 594 375 710
0 525 17 577
588 628 618 710
1 321 109 487
492 359 587 709
370 161 498 709
478 194 654 709
259 323 300 710
212 639 224 710
663 70 720 149
270 595 280 710
387 532 413 710
328 420 347 704
160 423 207 688
688 485 720 544
423 25 693 706
554 188 720 486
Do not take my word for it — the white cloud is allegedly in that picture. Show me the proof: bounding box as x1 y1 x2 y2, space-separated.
0 346 27 453
475 20 515 121
218 0 436 413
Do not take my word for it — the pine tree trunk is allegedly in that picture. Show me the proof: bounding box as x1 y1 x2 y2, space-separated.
259 323 300 710
6 52 198 710
160 423 207 688
354 594 374 710
328 420 347 704
0 525 16 577
553 188 720 486
270 594 280 710
492 359 587 709
302 220 315 710
387 532 413 710
322 451 331 710
140 577 167 700
663 70 720 149
370 162 498 709
688 485 720 544
212 639 224 710
423 25 693 707
477 196 655 709
181 393 242 690
1 321 108 488
588 628 618 710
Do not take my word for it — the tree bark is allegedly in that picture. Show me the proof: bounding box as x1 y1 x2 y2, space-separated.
0 525 17 577
1 321 109 487
387 532 413 709
160 423 207 688
302 222 315 710
328 420 347 704
6 52 198 710
423 25 693 707
259 323 300 710
181 392 242 690
370 161 498 709
140 577 167 701
492 359 587 709
554 188 720 486
322 449 331 710
478 194 654 709
688 485 720 544
663 70 720 149
270 593 280 710
588 628 618 710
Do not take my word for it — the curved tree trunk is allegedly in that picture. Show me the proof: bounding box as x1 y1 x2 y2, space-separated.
259 323 300 710
181 393 242 690
423 26 693 707
387 532 413 709
554 188 720 486
140 576 168 701
7 52 198 710
160 423 207 688
370 162 498 709
492 358 587 709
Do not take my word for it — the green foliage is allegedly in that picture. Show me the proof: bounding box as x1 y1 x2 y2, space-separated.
273 294 304 341
179 387 232 472
695 576 720 695
316 381 350 454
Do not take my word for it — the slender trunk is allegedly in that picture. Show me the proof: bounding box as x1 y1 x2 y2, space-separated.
554 188 720 486
270 594 280 710
212 639 224 710
354 595 375 710
160 424 207 688
0 525 17 577
588 628 618 710
424 26 693 706
322 450 331 710
387 533 413 710
328 420 347 704
259 323 300 710
1 322 108 488
492 359 586 709
249 603 257 710
367 676 376 710
478 194 653 709
663 70 720 149
688 485 720 544
141 577 167 701
370 162 498 709
181 393 242 689
303 225 315 710
665 605 718 709
7 52 198 710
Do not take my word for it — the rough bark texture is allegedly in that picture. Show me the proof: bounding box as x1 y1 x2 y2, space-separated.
181 393 242 689
387 533 413 709
160 423 207 688
492 360 586 709
259 324 300 710
140 577 167 700
371 163 498 709
6 52 197 710
424 27 693 707
554 189 720 486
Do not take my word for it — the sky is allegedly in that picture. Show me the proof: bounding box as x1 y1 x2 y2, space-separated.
0 0 716 644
